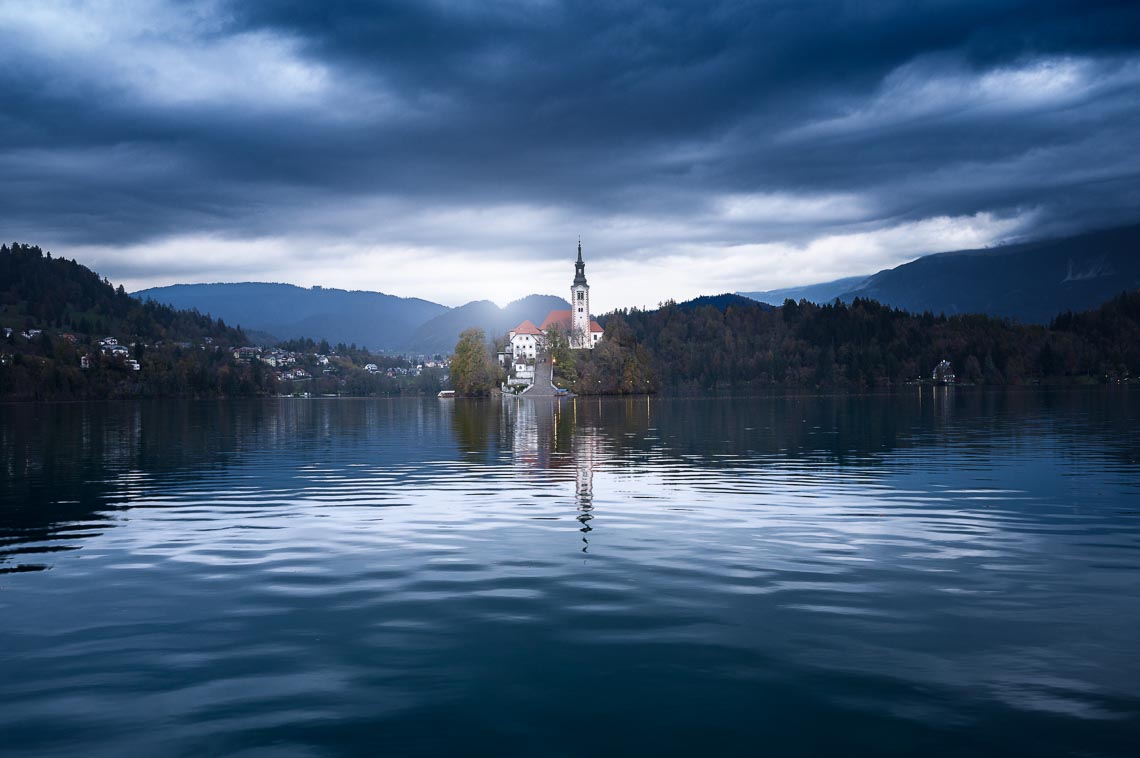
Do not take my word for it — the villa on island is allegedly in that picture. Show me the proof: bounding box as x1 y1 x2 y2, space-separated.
500 241 604 387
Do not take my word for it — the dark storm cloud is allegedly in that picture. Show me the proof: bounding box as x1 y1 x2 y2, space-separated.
1 0 1139 292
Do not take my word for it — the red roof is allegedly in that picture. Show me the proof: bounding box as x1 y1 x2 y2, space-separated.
539 310 605 335
511 319 543 336
540 310 572 330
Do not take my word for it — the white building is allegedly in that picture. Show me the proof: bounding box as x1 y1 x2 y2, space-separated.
507 320 544 360
507 241 604 358
570 239 596 348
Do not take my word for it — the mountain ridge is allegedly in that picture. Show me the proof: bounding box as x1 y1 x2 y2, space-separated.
739 224 1140 322
134 282 448 350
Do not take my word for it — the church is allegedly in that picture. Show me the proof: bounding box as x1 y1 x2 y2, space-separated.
507 241 603 364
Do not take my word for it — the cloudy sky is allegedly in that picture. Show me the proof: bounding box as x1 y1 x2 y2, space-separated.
2 0 1139 309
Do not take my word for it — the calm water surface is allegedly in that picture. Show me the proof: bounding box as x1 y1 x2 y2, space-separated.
2 391 1139 756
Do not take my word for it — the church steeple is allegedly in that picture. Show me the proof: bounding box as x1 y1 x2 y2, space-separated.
573 238 588 286
569 238 598 349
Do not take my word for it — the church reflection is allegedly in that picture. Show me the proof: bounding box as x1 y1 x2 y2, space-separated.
503 397 604 554
573 403 598 553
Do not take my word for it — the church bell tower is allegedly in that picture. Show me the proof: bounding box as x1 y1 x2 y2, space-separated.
571 239 590 347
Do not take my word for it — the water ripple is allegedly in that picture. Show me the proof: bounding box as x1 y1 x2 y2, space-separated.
1 392 1139 756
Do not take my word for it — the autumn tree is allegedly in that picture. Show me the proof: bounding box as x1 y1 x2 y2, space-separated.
450 328 497 396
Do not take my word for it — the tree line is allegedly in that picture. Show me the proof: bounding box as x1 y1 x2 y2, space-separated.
575 292 1140 393
452 290 1140 396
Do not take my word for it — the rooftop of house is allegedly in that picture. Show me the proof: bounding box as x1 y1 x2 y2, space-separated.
511 319 544 336
539 310 571 331
540 310 603 333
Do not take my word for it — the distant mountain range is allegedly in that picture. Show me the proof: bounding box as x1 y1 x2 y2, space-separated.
407 294 570 354
134 282 569 354
134 282 448 351
740 224 1140 323
738 276 870 308
134 224 1140 352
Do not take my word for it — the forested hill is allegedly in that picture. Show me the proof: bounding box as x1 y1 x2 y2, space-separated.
1 242 245 343
564 291 1140 393
1 242 263 400
1 243 453 401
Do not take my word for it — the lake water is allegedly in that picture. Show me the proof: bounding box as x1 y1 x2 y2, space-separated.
2 391 1138 757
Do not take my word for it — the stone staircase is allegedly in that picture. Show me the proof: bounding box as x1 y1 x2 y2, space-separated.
521 356 562 397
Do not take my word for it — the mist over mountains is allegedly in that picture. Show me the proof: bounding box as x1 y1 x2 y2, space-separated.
740 225 1140 323
737 277 870 309
133 283 446 351
134 283 569 354
407 295 571 355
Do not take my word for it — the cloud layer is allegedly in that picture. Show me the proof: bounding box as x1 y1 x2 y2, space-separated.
3 0 1139 308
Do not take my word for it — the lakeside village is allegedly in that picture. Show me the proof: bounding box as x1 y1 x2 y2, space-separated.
2 325 449 396
230 346 448 387
3 241 612 400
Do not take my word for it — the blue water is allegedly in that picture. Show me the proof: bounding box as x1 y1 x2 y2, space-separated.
1 390 1138 756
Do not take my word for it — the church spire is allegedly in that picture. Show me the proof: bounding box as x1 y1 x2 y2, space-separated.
573 239 588 286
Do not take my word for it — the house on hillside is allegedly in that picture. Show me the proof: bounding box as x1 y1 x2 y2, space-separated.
507 320 544 360
932 360 956 385
102 343 129 357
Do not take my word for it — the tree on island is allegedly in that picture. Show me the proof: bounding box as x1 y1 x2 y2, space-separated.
450 328 497 396
543 324 579 386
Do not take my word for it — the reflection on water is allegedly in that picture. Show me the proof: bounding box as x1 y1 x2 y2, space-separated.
1 390 1139 757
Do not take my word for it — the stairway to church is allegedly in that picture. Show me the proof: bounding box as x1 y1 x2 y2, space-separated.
521 356 562 397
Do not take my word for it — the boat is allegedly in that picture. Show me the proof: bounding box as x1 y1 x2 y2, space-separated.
437 390 456 398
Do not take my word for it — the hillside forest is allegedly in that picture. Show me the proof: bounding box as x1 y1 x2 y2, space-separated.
551 292 1140 394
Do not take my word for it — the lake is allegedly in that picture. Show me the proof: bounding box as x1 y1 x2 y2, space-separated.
1 390 1138 756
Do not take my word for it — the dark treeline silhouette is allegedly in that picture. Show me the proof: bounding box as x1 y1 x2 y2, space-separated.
568 292 1140 394
2 242 244 343
1 242 271 400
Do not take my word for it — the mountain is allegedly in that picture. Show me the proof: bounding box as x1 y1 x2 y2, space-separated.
134 282 447 350
739 276 870 306
406 294 571 354
1 242 270 400
740 224 1140 323
839 225 1140 322
676 293 773 312
2 243 245 345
